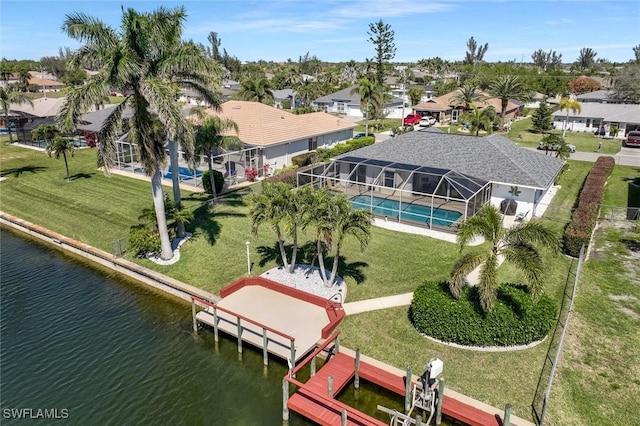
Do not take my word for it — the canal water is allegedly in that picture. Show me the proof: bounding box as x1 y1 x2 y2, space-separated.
1 229 457 425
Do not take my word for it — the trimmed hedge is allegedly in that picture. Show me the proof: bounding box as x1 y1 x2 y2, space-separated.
409 281 557 347
202 169 224 195
563 156 615 257
316 137 375 162
266 167 298 186
291 152 317 167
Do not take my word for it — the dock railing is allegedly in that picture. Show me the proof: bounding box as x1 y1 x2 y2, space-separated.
190 295 297 368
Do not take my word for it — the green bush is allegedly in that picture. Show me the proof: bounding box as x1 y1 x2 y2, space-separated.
316 137 375 162
267 167 298 186
128 224 160 258
291 152 317 167
202 169 224 195
410 281 557 347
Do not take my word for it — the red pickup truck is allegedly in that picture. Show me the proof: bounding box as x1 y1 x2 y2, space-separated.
403 113 422 126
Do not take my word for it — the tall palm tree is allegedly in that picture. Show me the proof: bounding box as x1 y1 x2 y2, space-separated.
351 76 382 135
58 6 220 260
461 105 495 136
195 116 239 199
1 86 33 141
236 76 274 105
45 136 76 181
558 97 582 137
407 86 424 106
307 190 372 287
282 65 302 109
487 75 530 128
450 83 484 111
449 204 558 312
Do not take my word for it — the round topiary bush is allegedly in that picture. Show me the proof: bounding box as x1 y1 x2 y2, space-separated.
202 169 224 195
409 281 557 347
500 198 517 216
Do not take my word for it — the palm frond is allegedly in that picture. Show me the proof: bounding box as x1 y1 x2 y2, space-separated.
97 99 130 172
502 243 545 297
57 77 111 133
449 252 486 298
478 254 500 312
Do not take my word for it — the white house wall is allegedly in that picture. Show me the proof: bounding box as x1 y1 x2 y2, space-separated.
490 183 538 216
263 129 353 170
553 116 626 139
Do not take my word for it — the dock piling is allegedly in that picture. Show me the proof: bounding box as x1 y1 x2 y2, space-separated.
262 328 269 366
328 376 334 398
212 308 219 344
341 409 347 426
404 365 412 412
416 414 422 426
435 378 445 425
503 403 512 426
310 356 316 377
191 298 197 333
237 318 243 354
354 348 361 390
282 379 289 421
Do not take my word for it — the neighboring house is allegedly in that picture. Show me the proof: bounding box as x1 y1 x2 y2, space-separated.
413 90 521 124
190 100 356 171
273 88 297 109
5 97 67 141
552 103 640 137
576 90 634 105
27 76 65 92
312 86 404 119
178 87 235 106
299 128 564 230
76 104 134 146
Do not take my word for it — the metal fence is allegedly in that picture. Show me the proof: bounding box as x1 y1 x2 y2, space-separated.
111 236 128 258
531 245 584 425
599 205 639 222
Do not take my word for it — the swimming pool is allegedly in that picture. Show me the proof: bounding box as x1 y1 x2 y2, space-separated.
163 167 203 181
350 195 462 227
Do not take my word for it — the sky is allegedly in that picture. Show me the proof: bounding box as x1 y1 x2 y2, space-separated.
1 0 639 64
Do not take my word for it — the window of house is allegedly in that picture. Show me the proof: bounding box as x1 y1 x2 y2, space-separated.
337 102 345 112
308 137 317 151
384 170 394 187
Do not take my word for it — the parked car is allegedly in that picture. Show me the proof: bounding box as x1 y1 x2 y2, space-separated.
419 116 436 127
353 132 375 139
403 114 422 126
623 131 640 147
537 141 576 153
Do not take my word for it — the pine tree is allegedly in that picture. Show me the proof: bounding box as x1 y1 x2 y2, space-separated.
531 98 554 133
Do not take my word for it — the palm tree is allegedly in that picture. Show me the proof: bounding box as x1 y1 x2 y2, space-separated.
45 136 76 181
407 86 424 107
461 105 495 136
351 76 382 135
307 190 372 287
450 83 484 111
449 204 558 312
58 6 220 260
195 116 239 199
236 76 274 105
1 86 33 141
487 75 530 128
282 65 302 109
558 97 581 137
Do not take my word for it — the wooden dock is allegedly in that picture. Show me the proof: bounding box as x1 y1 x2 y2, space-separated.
285 335 507 426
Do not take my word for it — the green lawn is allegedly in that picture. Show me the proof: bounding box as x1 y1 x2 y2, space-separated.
506 117 621 155
1 143 637 424
353 118 402 133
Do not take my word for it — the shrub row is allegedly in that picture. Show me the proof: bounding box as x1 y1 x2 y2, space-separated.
409 281 557 347
316 137 375 162
563 156 615 257
291 152 317 167
266 167 298 186
202 169 224 195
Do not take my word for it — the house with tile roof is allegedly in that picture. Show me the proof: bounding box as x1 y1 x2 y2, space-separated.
552 102 640 138
298 128 564 230
190 100 357 171
413 90 522 124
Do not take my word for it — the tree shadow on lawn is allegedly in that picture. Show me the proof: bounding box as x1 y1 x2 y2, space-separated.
0 165 47 177
69 172 95 180
188 203 246 245
256 241 368 284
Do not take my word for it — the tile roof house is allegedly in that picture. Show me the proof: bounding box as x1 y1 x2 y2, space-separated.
300 128 564 226
189 100 356 171
312 86 404 119
413 90 522 125
576 90 633 104
552 103 640 138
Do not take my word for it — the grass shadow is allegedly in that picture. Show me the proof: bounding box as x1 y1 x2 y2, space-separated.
1 165 47 177
69 172 95 180
189 203 222 245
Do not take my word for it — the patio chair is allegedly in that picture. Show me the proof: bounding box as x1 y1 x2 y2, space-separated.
515 210 529 221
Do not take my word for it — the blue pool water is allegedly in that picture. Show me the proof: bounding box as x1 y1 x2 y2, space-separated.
350 195 462 227
163 167 203 181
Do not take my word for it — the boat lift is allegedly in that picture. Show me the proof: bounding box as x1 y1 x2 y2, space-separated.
378 358 444 426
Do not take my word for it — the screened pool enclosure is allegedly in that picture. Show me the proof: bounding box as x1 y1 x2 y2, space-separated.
297 156 492 231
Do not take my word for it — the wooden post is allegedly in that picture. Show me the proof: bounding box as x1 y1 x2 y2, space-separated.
262 328 269 366
354 348 361 389
191 299 197 333
290 342 296 372
341 409 347 426
328 376 334 398
503 403 512 426
212 308 219 344
335 335 340 354
282 379 289 421
237 318 243 354
310 356 316 377
404 365 412 413
435 378 445 425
